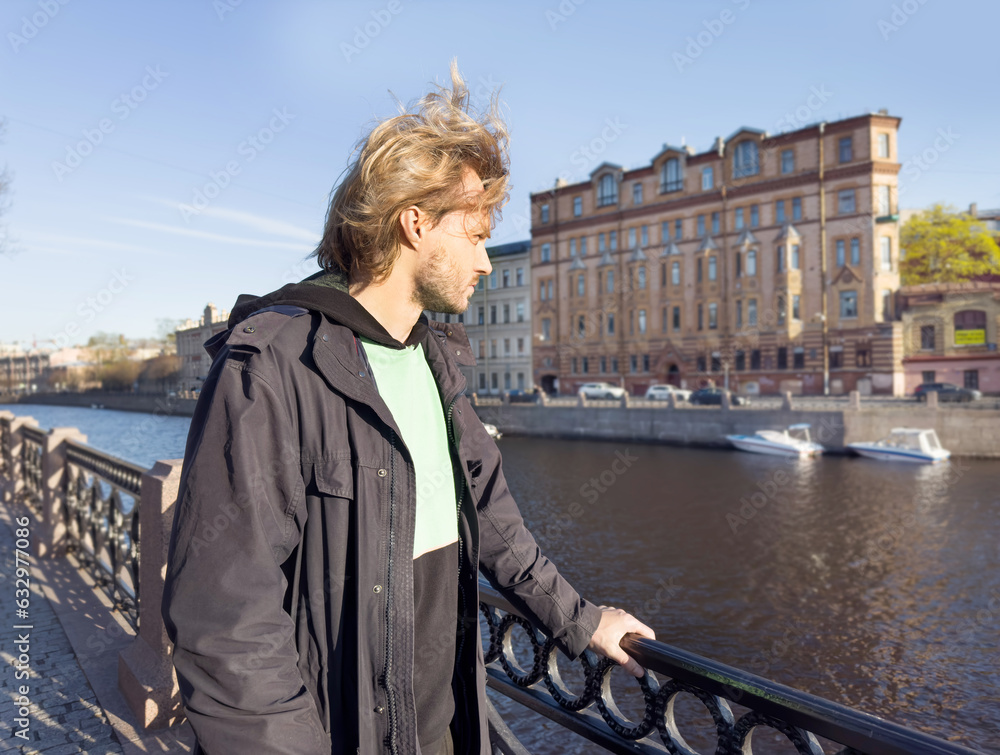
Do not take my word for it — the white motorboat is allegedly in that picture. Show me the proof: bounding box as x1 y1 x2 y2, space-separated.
725 423 824 457
483 422 502 440
847 428 950 464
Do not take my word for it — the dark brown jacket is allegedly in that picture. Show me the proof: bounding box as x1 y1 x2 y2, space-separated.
162 271 602 754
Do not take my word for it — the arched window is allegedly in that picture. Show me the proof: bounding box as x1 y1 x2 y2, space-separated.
597 174 618 206
733 141 760 178
661 158 682 192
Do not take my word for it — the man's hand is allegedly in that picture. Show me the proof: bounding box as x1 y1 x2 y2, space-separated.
586 605 656 678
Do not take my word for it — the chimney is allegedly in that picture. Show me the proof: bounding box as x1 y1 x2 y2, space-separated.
878 108 888 115
969 202 978 217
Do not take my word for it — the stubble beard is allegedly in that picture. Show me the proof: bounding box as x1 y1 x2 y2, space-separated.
412 243 472 315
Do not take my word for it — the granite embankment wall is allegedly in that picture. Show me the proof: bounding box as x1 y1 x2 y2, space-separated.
7 393 1000 457
473 403 1000 458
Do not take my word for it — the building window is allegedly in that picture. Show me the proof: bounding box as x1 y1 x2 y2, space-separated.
503 304 510 323
607 313 615 335
838 136 853 163
964 370 979 390
750 349 761 370
792 294 800 320
539 281 546 301
746 250 757 276
748 299 757 326
662 158 683 192
516 302 525 322
478 306 485 325
638 265 647 289
920 325 936 350
791 244 800 269
735 251 742 278
598 174 618 206
503 338 511 356
674 219 683 240
577 315 586 339
490 305 497 324
696 356 707 373
490 271 497 289
697 258 703 283
671 261 680 285
662 306 668 332
611 357 619 373
735 300 743 329
708 256 717 281
954 309 987 340
570 238 577 257
921 370 936 383
777 347 788 369
840 290 858 319
735 207 745 230
628 227 637 249
610 231 618 250
541 318 550 341
877 133 890 159
711 354 722 372
776 246 786 273
541 243 551 262
540 204 550 223
599 233 606 253
838 189 856 214
711 211 720 235
581 357 588 374
630 355 638 373
641 225 649 247
573 196 583 217
702 166 714 190
672 306 681 330
638 309 647 335
792 197 802 222
880 237 892 270
516 267 524 286
574 273 584 297
776 200 786 224
882 289 892 320
735 350 745 371
836 240 845 267
857 346 872 367
777 294 786 325
850 238 860 266
571 357 577 374
661 221 669 244
697 215 706 237
600 356 607 373
491 339 497 358
877 185 891 216
517 337 524 354
697 303 704 331
733 141 759 178
580 237 588 256
643 354 650 372
633 182 643 205
750 204 759 227
830 348 843 369
502 269 510 288
781 149 795 174
607 269 615 293
479 373 486 390
793 347 805 369
547 280 553 300
517 373 525 390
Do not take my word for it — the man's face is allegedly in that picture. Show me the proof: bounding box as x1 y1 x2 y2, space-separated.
412 169 493 315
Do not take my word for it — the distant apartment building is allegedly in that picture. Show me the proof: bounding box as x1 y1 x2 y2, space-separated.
531 111 905 396
0 352 50 393
426 240 534 394
899 281 1000 394
175 304 230 392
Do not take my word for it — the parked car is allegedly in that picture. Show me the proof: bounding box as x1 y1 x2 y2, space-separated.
578 382 626 400
914 382 981 403
506 389 537 404
688 387 749 406
644 384 691 402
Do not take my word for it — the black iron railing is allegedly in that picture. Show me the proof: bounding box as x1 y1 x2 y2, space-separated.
479 582 981 755
63 439 144 629
0 415 11 480
20 425 46 515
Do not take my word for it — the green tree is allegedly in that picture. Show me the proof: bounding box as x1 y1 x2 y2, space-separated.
900 203 1000 285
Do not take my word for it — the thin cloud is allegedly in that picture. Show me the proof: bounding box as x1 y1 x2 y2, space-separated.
142 197 320 242
22 232 163 256
106 218 315 251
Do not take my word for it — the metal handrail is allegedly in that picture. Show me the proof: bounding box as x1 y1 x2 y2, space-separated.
479 582 982 755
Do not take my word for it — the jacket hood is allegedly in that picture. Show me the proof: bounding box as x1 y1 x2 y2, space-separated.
227 267 429 349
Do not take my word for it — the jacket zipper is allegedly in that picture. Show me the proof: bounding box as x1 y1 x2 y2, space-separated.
445 395 472 741
382 427 400 755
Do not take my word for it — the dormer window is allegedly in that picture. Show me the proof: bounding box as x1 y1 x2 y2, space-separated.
732 141 759 178
661 158 682 192
597 174 618 206
701 167 714 190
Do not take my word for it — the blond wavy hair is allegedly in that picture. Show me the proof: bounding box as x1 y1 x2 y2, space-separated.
313 61 510 282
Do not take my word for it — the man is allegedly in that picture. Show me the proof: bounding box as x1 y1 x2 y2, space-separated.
162 63 654 755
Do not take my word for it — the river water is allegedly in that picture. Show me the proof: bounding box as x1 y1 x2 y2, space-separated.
5 404 998 753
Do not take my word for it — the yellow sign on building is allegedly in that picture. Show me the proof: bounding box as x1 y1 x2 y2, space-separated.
955 329 986 346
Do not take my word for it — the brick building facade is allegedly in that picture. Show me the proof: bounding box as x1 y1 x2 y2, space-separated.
530 112 905 396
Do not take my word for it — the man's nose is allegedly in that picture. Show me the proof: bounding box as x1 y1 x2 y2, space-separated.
475 241 492 275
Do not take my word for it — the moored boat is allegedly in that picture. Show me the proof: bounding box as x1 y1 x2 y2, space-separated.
725 423 824 457
847 428 950 464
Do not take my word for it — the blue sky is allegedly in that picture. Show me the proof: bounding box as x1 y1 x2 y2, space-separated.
1 0 998 348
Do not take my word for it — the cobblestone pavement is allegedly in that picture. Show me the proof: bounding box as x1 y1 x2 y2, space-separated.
1 510 123 754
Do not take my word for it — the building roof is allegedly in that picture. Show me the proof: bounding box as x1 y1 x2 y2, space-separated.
486 240 531 258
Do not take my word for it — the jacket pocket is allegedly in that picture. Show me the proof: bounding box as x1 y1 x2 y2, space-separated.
313 457 355 499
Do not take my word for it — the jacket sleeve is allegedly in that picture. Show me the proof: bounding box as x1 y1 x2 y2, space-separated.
468 401 603 660
162 347 330 754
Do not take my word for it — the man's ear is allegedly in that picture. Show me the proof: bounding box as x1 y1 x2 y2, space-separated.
398 205 424 249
